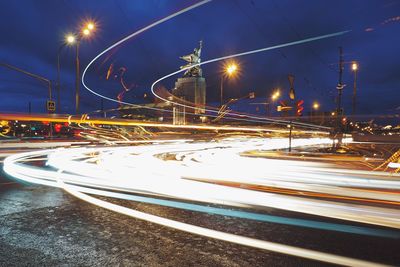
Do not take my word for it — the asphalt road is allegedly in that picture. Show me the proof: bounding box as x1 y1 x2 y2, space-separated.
0 140 400 266
1 171 400 267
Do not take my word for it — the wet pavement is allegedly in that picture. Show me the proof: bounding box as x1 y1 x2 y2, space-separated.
1 167 400 266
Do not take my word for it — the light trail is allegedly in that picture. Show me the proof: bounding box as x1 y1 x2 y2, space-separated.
4 137 400 229
0 113 329 135
79 0 345 130
54 184 400 239
56 179 389 267
80 0 221 124
149 30 348 129
4 137 400 265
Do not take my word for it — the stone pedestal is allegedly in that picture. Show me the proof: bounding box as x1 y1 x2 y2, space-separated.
172 77 206 125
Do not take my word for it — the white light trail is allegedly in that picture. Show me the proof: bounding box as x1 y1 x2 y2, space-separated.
81 0 212 118
80 0 344 129
4 138 400 228
4 137 399 265
57 178 388 267
149 31 348 129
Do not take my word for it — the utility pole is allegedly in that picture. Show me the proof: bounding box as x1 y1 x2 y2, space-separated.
288 122 292 153
334 47 345 148
75 41 80 114
220 76 224 108
336 47 344 121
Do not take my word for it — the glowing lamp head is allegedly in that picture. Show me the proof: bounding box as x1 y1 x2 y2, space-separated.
226 64 237 75
87 22 95 30
352 62 358 71
313 102 320 110
271 90 280 100
82 28 90 36
66 35 75 44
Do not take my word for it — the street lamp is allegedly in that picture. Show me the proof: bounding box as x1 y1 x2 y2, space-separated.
74 21 96 114
66 35 75 44
271 89 280 101
312 101 320 110
56 34 76 113
351 61 358 116
220 62 238 107
268 89 280 115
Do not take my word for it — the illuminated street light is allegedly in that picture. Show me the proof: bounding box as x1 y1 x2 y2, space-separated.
56 34 77 113
220 62 239 107
271 89 280 100
268 89 280 116
226 64 237 76
75 21 97 114
82 28 90 36
351 62 358 71
313 101 320 110
87 22 95 31
57 20 97 114
66 34 75 44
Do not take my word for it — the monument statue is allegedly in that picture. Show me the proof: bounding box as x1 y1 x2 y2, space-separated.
173 40 206 124
180 40 203 77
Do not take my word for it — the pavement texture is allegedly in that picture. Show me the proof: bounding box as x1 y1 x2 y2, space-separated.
1 171 399 266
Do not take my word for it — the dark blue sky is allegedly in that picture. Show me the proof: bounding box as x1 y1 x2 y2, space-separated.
0 0 399 116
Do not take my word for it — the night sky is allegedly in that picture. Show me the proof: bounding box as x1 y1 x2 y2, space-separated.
0 0 399 117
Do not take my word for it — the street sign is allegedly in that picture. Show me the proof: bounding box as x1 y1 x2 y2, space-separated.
277 106 293 112
47 100 55 112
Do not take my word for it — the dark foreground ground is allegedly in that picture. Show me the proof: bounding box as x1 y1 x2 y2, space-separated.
1 140 400 266
1 168 400 267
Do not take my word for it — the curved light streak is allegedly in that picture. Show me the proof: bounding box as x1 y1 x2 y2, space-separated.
4 138 400 229
80 0 346 130
57 178 388 267
81 0 212 118
4 137 399 265
150 30 349 130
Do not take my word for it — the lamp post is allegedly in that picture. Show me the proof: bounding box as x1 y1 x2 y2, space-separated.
312 101 320 123
269 89 280 115
57 34 76 114
312 101 320 111
220 63 237 107
73 22 95 114
351 62 358 116
75 39 80 114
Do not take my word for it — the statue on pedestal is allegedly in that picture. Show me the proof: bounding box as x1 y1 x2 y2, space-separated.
180 40 203 77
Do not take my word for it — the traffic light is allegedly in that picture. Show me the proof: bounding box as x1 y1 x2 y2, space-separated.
296 100 304 116
54 123 62 133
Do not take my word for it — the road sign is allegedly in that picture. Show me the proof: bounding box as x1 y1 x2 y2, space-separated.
47 100 55 112
277 106 293 112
